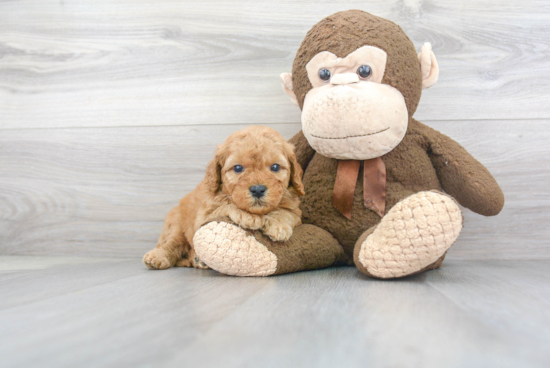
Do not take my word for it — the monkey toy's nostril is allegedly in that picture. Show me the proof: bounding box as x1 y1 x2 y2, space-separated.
249 185 267 198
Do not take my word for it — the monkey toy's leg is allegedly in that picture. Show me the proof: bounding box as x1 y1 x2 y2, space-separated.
193 219 347 277
353 191 463 279
143 206 188 270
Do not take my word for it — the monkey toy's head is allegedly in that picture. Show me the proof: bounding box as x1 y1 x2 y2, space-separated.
281 10 439 160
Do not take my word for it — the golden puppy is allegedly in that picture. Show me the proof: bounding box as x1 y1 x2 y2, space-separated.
143 126 305 270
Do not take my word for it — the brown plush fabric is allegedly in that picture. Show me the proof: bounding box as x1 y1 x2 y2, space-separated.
254 224 348 275
289 130 316 171
290 118 504 258
291 10 422 117
422 122 505 216
200 216 348 275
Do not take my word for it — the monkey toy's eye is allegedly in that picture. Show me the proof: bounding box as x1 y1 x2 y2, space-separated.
233 165 244 173
270 164 280 172
357 65 372 79
318 68 331 81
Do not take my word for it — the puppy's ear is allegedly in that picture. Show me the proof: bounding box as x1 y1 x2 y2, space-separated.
284 142 305 196
204 146 225 194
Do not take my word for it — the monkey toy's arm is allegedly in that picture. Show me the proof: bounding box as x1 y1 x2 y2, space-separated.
288 130 316 171
416 119 504 216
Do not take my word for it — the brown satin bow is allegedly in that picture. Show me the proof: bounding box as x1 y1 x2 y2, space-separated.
332 157 386 220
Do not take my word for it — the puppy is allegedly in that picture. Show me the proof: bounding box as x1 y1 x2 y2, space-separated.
143 126 305 270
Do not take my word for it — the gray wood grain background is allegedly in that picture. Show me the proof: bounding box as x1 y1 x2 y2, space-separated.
1 0 549 259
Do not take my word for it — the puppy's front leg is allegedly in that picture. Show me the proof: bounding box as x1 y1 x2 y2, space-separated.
262 209 302 242
224 204 263 230
143 206 187 270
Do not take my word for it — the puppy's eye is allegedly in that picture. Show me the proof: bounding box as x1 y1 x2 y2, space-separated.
233 165 244 173
270 164 280 172
357 65 372 79
318 68 331 81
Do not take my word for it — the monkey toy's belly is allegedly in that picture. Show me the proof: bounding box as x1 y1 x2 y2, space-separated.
300 147 442 257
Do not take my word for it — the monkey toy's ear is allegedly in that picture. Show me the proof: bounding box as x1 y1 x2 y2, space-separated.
280 73 299 107
418 42 439 89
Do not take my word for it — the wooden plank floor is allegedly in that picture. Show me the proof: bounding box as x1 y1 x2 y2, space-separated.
1 256 549 368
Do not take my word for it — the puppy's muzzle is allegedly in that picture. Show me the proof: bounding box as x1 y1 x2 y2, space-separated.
249 185 267 199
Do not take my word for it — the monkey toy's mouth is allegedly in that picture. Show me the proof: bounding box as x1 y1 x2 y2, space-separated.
301 82 408 160
310 127 389 140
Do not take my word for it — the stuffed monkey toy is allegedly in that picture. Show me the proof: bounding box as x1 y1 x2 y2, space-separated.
193 10 504 278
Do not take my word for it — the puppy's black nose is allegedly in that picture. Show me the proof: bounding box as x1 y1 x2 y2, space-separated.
250 185 267 198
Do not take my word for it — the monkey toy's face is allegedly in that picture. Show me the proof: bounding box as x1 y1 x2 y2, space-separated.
301 46 407 160
281 10 439 161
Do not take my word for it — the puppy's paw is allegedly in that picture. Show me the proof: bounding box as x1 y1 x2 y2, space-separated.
229 211 263 230
263 221 293 242
143 248 175 270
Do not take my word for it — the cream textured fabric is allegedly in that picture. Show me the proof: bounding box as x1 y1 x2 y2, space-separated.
301 82 408 160
295 45 408 160
417 42 439 89
280 72 299 107
193 221 278 277
358 191 462 278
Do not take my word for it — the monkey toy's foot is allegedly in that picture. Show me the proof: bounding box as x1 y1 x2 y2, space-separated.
354 191 463 279
193 221 278 276
193 219 345 277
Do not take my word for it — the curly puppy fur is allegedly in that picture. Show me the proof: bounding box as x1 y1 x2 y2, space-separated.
143 126 305 270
